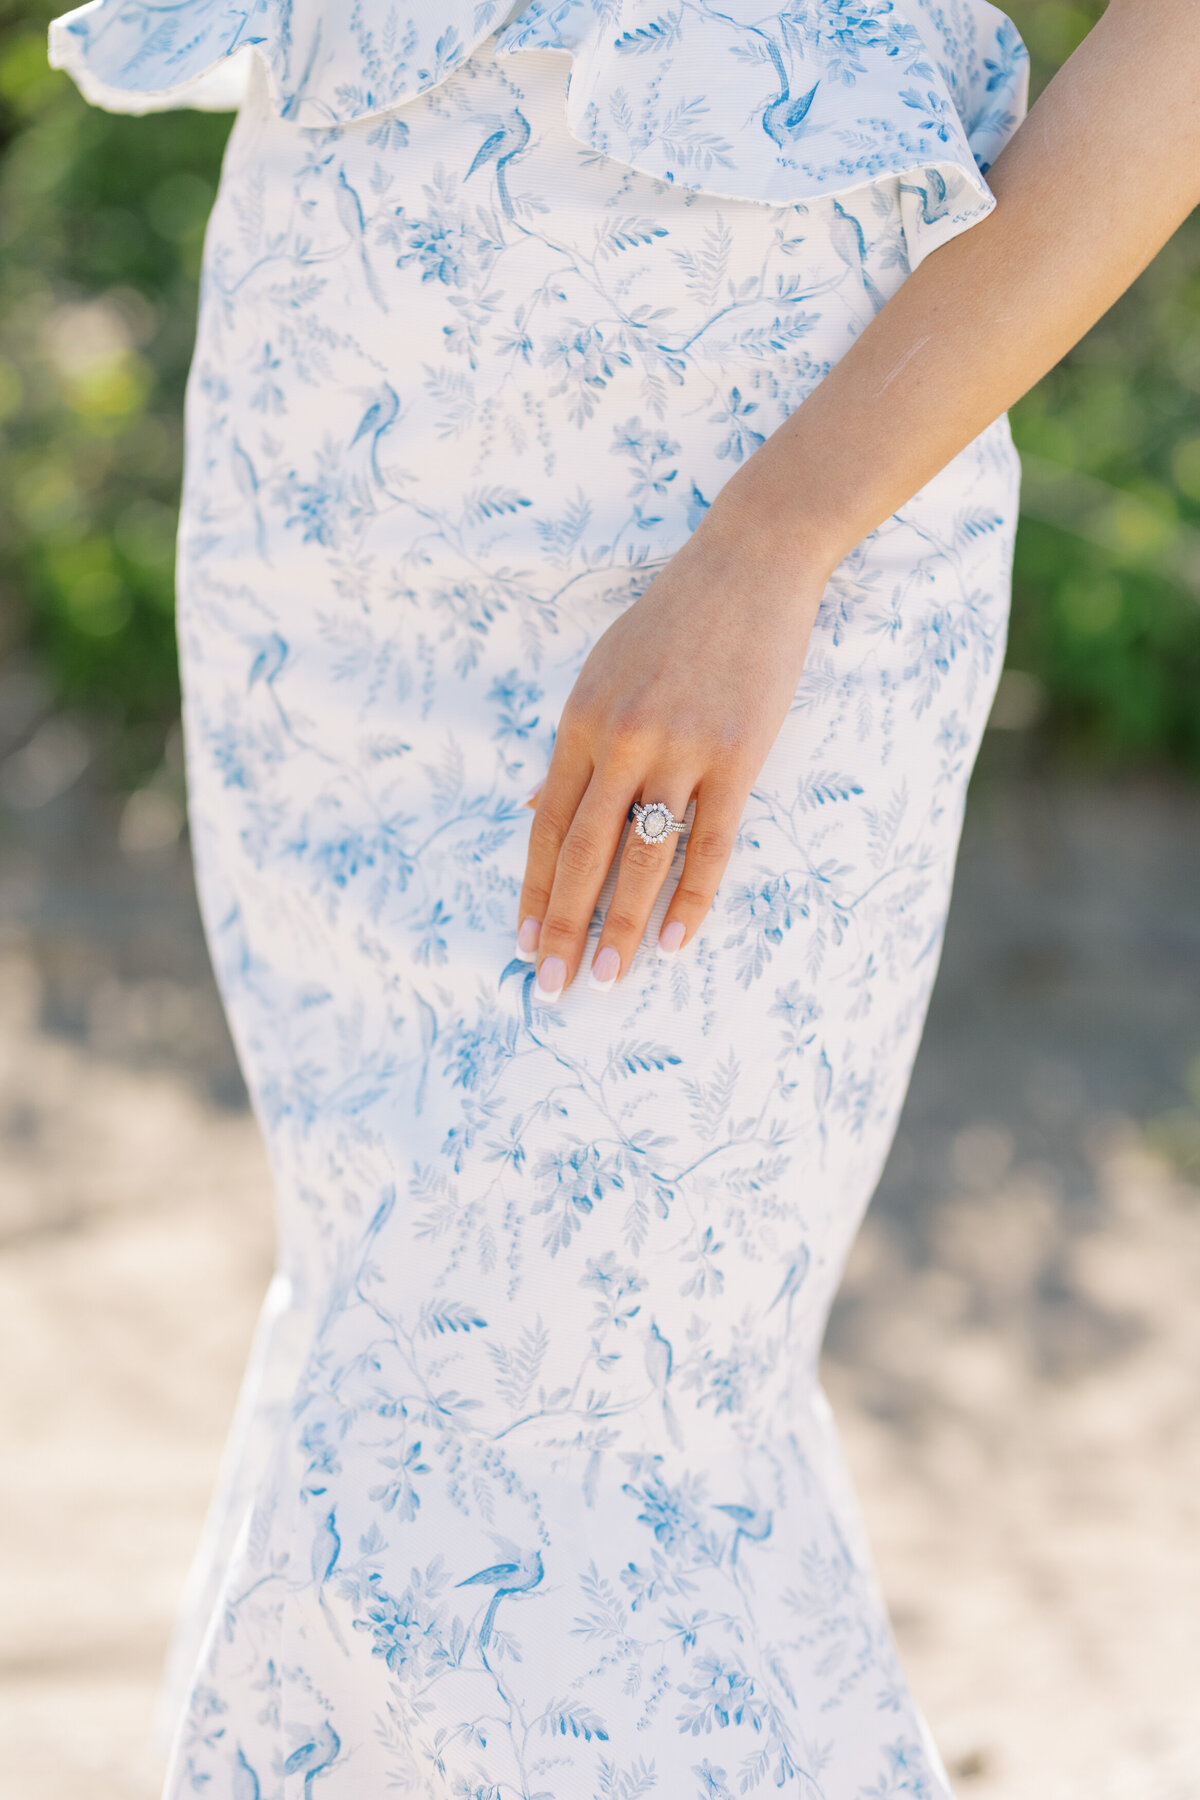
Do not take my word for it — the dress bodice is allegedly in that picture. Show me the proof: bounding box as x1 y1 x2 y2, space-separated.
49 0 1028 261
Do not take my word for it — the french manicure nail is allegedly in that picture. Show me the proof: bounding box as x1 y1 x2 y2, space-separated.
516 916 541 960
657 919 686 959
533 954 566 1003
588 945 620 991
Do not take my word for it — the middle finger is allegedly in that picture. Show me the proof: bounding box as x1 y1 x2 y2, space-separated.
587 776 696 989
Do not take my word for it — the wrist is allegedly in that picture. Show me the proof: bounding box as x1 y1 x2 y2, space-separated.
697 463 850 592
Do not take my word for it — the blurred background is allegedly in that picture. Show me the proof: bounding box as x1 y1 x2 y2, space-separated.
1 1 1198 1796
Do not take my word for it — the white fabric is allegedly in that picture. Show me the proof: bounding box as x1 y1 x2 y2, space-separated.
49 0 1028 262
47 6 1029 1797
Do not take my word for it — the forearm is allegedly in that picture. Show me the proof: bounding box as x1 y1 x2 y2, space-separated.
713 0 1200 576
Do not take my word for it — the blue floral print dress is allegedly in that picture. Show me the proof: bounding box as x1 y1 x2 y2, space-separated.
50 3 1029 1797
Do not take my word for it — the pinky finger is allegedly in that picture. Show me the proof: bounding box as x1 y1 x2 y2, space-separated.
656 783 743 959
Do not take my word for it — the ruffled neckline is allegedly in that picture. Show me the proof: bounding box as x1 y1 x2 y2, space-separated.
49 0 1028 263
48 0 517 121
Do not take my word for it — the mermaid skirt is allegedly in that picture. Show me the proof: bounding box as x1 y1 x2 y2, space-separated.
162 40 1020 1800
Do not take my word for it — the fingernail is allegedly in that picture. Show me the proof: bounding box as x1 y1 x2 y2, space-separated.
521 779 545 809
533 954 566 1003
516 916 541 960
588 945 620 991
657 919 686 959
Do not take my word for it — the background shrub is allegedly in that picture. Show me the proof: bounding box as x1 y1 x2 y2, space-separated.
1 0 1197 777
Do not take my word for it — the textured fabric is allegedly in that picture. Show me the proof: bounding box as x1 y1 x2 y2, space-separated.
49 5 1028 1797
48 0 1028 261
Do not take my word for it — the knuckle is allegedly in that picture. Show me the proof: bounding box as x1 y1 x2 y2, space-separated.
559 695 596 740
709 730 754 775
671 881 713 915
672 720 714 760
624 838 665 876
538 903 585 944
535 798 586 851
687 827 732 865
559 831 603 879
604 905 644 939
608 708 654 754
539 922 579 956
529 810 568 856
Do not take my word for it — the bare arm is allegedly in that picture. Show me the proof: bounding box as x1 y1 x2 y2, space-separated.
517 0 1200 1003
717 0 1200 571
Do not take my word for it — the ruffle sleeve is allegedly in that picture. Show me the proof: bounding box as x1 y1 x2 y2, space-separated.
46 0 514 121
48 0 1028 261
494 0 1029 262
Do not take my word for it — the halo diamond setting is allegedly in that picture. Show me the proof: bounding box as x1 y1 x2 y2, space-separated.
630 801 686 846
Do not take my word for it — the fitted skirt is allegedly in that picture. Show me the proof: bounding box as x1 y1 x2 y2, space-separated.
163 37 1020 1800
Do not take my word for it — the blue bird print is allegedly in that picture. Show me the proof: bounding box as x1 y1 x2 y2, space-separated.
465 109 531 221
413 987 439 1114
232 1747 260 1800
283 1721 341 1799
48 0 1039 1787
829 199 887 315
761 42 819 152
455 1546 544 1648
766 1242 810 1332
311 1507 339 1585
714 1502 773 1565
277 15 325 122
247 630 287 691
644 1318 683 1448
348 382 401 494
310 1507 349 1654
230 437 269 562
335 166 388 311
899 166 953 227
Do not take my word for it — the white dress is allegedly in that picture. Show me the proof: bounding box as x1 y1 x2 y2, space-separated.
50 4 1028 1796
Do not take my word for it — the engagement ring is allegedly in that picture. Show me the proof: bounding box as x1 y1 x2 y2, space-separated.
628 801 687 846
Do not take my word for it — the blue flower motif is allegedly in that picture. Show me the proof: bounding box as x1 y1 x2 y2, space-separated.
49 0 1027 1792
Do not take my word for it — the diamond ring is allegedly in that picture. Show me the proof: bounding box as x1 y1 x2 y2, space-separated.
628 800 687 846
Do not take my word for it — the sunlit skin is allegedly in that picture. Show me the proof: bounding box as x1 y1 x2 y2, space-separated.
515 0 1200 1003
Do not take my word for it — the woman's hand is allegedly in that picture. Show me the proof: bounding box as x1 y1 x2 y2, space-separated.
513 0 1200 1009
514 500 832 1001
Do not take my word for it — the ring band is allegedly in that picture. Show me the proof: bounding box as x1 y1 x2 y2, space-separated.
628 800 687 846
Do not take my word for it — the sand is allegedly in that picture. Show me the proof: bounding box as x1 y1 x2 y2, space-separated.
1 760 1198 1799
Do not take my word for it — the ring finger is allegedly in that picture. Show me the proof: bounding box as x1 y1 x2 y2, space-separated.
588 776 695 989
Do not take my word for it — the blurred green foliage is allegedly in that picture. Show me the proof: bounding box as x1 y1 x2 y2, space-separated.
0 0 229 777
1006 2 1200 768
0 0 1198 774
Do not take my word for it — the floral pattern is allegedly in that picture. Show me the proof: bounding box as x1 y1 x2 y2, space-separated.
49 0 1029 259
49 3 1027 1797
